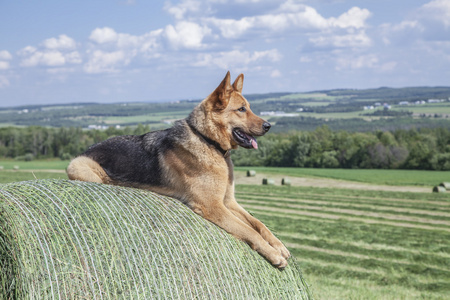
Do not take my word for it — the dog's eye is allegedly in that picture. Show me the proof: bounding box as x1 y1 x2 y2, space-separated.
237 106 247 112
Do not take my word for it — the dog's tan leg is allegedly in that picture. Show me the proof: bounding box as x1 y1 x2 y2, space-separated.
67 156 109 183
191 202 288 268
225 200 290 260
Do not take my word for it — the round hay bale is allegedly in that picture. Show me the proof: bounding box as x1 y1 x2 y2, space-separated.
0 179 311 299
262 178 275 185
282 178 291 186
246 170 256 177
433 185 446 193
439 182 450 190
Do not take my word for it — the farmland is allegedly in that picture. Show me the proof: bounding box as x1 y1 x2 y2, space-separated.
1 163 449 299
236 185 450 299
2 86 450 132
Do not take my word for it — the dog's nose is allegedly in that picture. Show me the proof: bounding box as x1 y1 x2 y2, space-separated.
262 122 271 132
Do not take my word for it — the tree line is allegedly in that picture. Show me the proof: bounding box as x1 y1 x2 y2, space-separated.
233 126 450 170
0 125 449 170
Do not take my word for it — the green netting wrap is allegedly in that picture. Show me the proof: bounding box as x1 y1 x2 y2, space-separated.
0 179 311 299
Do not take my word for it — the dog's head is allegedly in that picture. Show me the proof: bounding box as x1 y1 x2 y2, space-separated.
197 71 271 151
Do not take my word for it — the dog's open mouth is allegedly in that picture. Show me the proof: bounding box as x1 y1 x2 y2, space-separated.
232 128 258 149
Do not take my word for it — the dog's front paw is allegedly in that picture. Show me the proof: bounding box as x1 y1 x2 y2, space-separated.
271 240 291 260
279 244 291 260
273 256 288 269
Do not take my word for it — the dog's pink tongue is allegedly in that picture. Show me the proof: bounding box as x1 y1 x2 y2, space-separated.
251 138 258 149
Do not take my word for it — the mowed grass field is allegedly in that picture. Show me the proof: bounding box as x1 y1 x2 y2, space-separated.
1 161 450 299
236 185 450 299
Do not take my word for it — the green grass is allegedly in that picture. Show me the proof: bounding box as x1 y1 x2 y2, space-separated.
0 159 69 183
0 159 70 170
235 167 448 187
391 103 450 115
236 184 450 300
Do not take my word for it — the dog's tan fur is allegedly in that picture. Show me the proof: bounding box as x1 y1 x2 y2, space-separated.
67 72 290 268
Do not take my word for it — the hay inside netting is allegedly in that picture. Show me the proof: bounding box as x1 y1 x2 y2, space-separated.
433 185 446 193
439 182 450 190
0 179 311 299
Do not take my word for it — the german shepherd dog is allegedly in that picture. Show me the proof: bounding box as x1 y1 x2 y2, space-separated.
67 72 290 268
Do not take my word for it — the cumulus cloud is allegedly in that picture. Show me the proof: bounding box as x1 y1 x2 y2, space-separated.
329 7 371 29
0 50 12 70
42 34 77 50
164 0 203 20
20 49 82 67
205 5 329 38
201 2 372 52
89 27 119 44
18 35 81 68
0 50 12 61
335 53 379 70
309 30 372 48
193 49 281 69
89 27 163 52
164 21 211 49
420 0 450 28
83 50 130 73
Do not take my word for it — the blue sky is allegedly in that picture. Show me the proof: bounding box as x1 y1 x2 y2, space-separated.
0 0 449 107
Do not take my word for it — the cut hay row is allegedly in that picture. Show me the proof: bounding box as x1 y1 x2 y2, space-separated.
236 190 450 210
241 203 450 232
234 184 450 299
237 193 450 218
0 179 311 299
237 196 450 223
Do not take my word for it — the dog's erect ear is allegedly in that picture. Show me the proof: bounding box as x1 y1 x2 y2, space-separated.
210 71 233 110
232 74 244 93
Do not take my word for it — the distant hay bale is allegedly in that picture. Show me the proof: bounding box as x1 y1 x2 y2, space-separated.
262 178 275 185
246 170 256 177
433 186 446 193
282 178 292 186
13 165 19 170
439 182 450 190
0 179 311 299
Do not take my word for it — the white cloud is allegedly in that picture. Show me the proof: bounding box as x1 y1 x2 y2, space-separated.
193 49 281 69
164 21 211 49
206 5 329 38
18 35 81 68
0 50 12 70
164 0 203 20
42 34 77 50
89 27 163 53
0 50 12 61
83 50 131 73
329 7 371 29
203 3 372 52
17 46 37 56
89 27 119 44
420 0 450 28
335 53 378 70
65 51 82 64
21 51 66 67
20 49 82 67
309 30 372 48
0 61 10 70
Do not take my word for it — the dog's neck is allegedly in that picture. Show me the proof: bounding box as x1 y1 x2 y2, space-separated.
187 121 230 158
